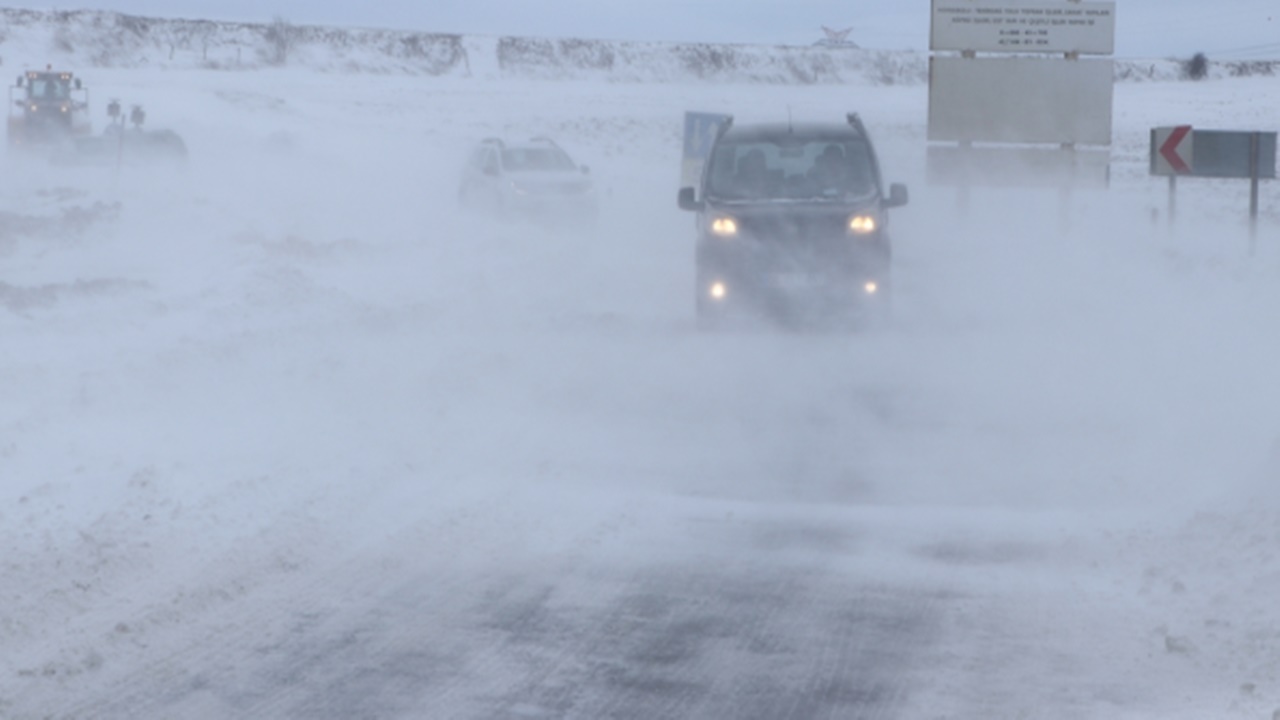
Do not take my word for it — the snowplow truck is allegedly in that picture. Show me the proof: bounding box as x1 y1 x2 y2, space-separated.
8 68 91 147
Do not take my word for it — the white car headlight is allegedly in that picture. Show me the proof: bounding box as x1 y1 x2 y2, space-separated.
710 217 738 237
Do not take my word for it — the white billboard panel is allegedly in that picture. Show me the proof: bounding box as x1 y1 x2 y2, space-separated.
928 57 1113 145
927 145 1110 188
931 0 1116 55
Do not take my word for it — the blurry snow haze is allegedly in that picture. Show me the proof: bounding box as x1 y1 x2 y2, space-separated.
1 4 1279 720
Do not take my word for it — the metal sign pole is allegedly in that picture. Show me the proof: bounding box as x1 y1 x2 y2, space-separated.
957 140 972 220
956 50 973 222
1249 131 1260 256
1168 176 1176 228
1060 142 1075 234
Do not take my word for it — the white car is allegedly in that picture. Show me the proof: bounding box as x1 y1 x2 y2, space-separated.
458 137 598 226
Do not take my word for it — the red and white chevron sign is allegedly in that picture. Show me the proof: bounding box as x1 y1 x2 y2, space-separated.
1152 125 1193 176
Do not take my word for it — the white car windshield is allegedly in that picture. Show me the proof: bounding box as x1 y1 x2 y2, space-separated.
502 147 576 172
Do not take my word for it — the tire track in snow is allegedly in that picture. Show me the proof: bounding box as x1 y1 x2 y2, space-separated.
27 486 556 720
31 503 946 720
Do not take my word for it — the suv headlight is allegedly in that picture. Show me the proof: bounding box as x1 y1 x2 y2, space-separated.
710 217 738 237
848 214 877 235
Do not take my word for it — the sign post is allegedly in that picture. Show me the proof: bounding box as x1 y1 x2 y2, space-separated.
1151 125 1193 227
1250 131 1261 254
1150 126 1277 253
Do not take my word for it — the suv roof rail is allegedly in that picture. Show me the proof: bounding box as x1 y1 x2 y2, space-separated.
716 116 734 140
846 113 868 136
528 135 560 146
481 137 504 147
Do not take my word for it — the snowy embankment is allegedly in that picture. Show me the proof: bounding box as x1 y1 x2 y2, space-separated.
0 7 925 84
1 7 1276 84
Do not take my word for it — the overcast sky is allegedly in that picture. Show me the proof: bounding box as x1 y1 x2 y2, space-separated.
17 1 1280 59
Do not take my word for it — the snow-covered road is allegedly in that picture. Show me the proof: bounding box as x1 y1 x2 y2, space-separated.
2 69 1280 718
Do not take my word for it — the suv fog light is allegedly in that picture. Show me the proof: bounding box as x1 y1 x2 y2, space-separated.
709 281 728 300
863 281 878 295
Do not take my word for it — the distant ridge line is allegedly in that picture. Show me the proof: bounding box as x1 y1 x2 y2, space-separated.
0 8 1274 84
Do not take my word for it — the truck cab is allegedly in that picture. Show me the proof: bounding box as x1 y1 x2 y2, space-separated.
9 68 90 146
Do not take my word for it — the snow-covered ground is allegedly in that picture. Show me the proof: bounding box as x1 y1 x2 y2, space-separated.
1 56 1279 719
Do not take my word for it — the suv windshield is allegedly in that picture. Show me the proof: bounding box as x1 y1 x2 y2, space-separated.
502 147 576 173
706 137 875 201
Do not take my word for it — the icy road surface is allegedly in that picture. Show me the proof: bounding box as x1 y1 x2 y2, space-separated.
2 70 1280 719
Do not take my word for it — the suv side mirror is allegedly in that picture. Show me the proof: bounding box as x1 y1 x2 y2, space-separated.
884 183 909 209
580 165 590 175
677 187 703 211
75 78 82 90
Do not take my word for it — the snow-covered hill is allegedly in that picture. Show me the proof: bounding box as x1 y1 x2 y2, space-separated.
2 8 1274 84
0 8 925 84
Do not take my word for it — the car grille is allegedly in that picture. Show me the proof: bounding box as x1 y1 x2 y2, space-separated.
737 214 849 244
726 213 876 275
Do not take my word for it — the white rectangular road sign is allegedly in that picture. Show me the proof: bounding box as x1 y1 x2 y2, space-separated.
928 56 1113 145
928 145 1110 188
931 0 1116 55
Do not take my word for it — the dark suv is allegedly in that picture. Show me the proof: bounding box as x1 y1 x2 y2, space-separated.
677 114 907 329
